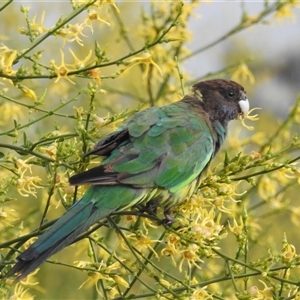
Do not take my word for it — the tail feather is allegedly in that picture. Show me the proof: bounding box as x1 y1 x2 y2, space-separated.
7 185 144 281
7 199 112 281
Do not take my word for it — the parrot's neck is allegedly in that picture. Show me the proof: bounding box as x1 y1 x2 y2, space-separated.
212 120 227 155
179 96 228 156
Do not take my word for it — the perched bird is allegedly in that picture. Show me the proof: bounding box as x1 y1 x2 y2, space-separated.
7 79 249 281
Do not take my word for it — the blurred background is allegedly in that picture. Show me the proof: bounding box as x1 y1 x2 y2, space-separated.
0 1 300 299
186 1 300 118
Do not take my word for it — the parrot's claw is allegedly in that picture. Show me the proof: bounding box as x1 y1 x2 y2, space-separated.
145 199 158 215
137 199 158 215
161 208 176 226
161 209 185 230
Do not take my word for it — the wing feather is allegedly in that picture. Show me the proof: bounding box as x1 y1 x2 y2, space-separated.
69 102 215 192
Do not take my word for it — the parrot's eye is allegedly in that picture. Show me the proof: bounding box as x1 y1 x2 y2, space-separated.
227 90 235 98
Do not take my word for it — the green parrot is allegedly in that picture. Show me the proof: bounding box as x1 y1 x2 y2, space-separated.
7 79 249 281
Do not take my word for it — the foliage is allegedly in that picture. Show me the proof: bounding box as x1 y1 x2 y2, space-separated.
0 0 300 299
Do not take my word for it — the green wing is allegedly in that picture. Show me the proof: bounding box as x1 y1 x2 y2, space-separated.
70 102 214 193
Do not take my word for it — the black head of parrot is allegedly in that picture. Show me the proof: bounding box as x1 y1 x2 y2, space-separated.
192 79 249 126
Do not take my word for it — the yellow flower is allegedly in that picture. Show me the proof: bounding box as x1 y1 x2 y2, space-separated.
245 279 274 299
281 241 297 264
18 85 37 100
231 63 255 84
91 113 106 129
103 261 125 273
85 9 111 32
31 10 47 35
74 260 92 268
124 52 163 79
16 176 42 198
275 1 298 23
18 268 42 290
79 272 113 296
158 278 172 288
289 205 300 226
0 102 24 126
0 207 18 228
106 287 119 299
137 25 157 42
122 232 160 258
111 275 129 288
19 10 47 37
258 176 278 200
9 283 34 300
141 216 158 234
161 233 181 265
67 23 88 46
240 107 261 131
56 22 89 46
68 48 101 83
178 243 203 272
190 286 213 300
12 156 43 197
40 143 58 159
212 196 235 214
50 49 75 84
14 157 33 175
83 0 120 32
0 45 17 75
103 0 120 13
257 280 273 299
68 48 93 69
229 216 244 238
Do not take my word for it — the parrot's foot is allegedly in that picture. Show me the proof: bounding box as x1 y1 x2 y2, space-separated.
161 209 184 230
161 209 176 226
137 199 158 215
137 202 181 228
146 199 158 215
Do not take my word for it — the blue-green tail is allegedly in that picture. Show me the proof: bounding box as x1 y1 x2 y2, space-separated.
8 185 143 281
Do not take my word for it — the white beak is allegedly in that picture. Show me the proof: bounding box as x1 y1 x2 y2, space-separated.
238 99 249 116
238 91 249 116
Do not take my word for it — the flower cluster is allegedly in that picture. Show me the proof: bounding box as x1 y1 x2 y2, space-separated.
0 45 17 76
12 157 42 198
